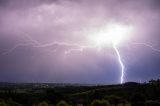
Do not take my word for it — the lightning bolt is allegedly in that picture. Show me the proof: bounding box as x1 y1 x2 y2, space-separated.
64 47 83 55
0 32 93 56
4 32 158 85
133 42 160 52
1 41 88 56
4 32 156 84
113 44 124 84
111 42 160 84
1 43 35 55
0 31 126 84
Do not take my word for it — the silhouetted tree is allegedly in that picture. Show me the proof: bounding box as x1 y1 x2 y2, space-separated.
107 95 122 106
56 100 70 106
91 99 110 106
0 102 8 106
131 93 145 106
145 100 160 106
39 101 49 106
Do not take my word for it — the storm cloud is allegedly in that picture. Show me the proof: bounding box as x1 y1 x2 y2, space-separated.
0 0 160 84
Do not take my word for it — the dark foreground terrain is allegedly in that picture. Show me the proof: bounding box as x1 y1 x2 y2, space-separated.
0 79 160 106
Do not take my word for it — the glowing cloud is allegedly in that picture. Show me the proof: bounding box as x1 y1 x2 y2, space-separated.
89 22 133 47
88 22 133 83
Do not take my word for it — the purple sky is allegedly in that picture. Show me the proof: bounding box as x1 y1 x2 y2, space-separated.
0 0 160 84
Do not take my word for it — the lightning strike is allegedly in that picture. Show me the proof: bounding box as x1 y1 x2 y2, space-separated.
1 43 35 55
1 23 133 84
0 32 92 56
1 41 88 56
113 44 125 84
64 48 83 55
89 22 133 84
133 42 160 52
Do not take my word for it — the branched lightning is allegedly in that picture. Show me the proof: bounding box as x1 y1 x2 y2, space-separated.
0 31 127 84
2 33 153 85
1 43 35 55
133 42 160 52
1 41 88 56
113 44 124 84
2 37 151 85
111 42 160 84
0 32 92 56
64 47 83 55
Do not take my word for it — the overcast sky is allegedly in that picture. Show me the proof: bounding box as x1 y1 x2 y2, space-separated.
0 0 160 84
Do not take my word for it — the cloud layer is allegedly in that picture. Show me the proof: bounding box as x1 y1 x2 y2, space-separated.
0 0 160 84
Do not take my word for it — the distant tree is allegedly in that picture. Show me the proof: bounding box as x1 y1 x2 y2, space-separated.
131 93 145 106
91 100 101 106
117 104 123 106
39 101 49 106
101 100 110 106
6 99 21 106
125 104 131 106
91 99 110 106
45 89 63 104
118 103 131 106
149 79 157 84
56 101 69 106
0 102 8 106
107 95 122 106
145 100 160 106
0 98 7 106
0 98 21 106
148 79 160 84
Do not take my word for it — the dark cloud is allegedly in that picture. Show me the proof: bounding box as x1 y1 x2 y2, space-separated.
0 0 160 84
